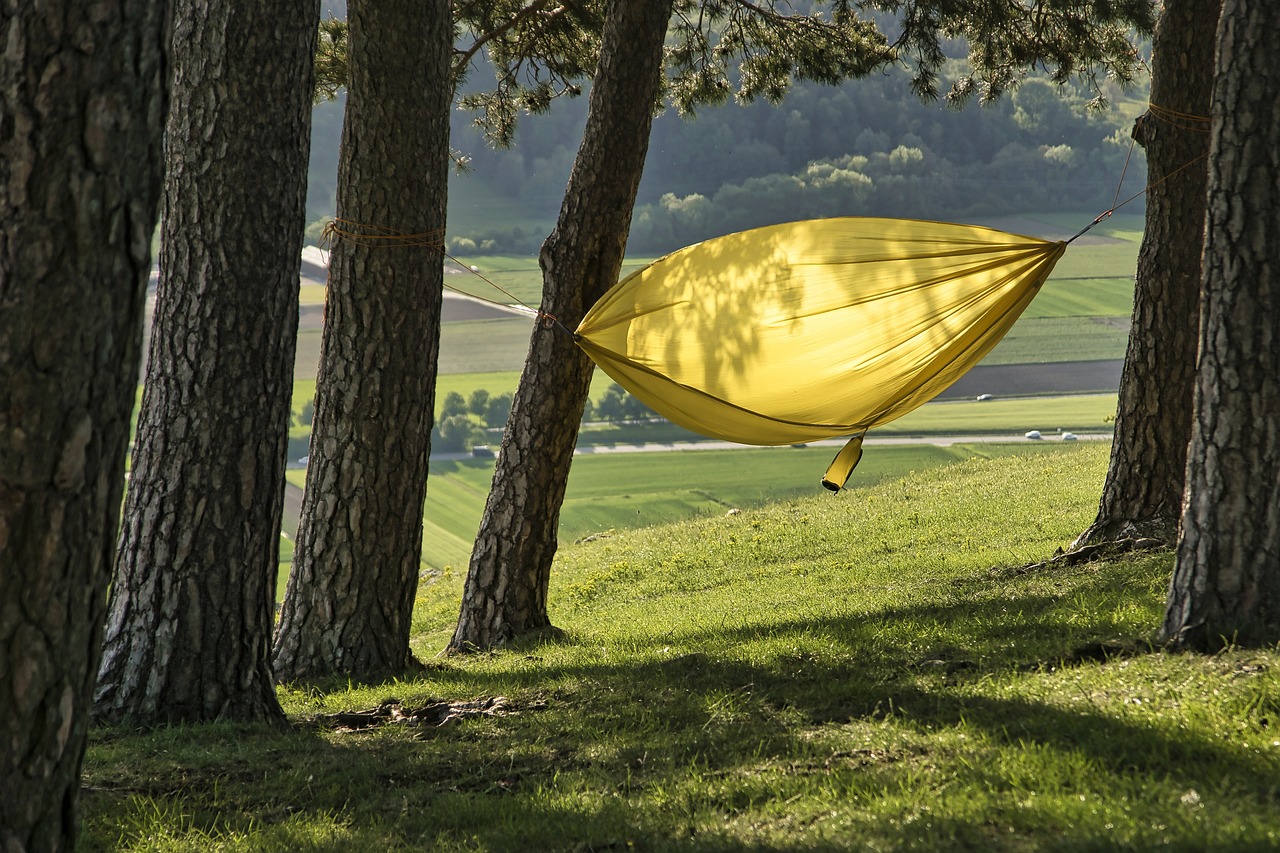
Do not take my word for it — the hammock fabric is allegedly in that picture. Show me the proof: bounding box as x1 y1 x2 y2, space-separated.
574 217 1066 490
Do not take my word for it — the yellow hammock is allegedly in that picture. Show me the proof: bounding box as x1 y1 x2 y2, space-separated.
574 217 1066 490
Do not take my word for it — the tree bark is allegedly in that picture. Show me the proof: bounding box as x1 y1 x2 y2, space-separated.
1161 0 1280 650
272 0 452 680
449 0 674 652
1072 0 1218 550
93 0 318 727
0 1 167 848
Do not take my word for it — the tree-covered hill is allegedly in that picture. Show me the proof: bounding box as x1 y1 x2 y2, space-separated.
307 66 1148 255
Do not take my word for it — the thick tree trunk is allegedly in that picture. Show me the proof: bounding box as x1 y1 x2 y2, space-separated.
272 0 452 680
1071 0 1218 549
1161 0 1280 650
449 0 674 652
0 1 167 848
93 0 318 727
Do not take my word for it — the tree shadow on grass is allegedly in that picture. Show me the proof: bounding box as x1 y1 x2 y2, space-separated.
84 556 1278 852
385 564 1278 847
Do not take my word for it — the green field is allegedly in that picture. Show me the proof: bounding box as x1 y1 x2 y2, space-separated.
1023 210 1145 241
299 281 326 305
1022 276 1135 318
440 318 537 374
274 389 1113 600
281 400 1114 576
559 440 1080 537
280 387 1119 576
982 315 1131 365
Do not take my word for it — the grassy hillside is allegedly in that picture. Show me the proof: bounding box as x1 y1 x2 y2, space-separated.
415 440 1099 571
83 444 1280 851
279 393 1117 574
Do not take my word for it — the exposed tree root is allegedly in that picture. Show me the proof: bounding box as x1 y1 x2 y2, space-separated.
1012 536 1168 575
1069 517 1179 553
315 695 540 735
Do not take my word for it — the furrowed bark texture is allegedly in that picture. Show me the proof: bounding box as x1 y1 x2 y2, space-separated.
1162 0 1280 649
272 0 452 680
1072 0 1217 549
0 1 167 848
93 0 319 727
449 0 675 652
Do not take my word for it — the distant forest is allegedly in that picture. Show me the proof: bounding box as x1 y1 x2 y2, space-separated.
306 61 1149 256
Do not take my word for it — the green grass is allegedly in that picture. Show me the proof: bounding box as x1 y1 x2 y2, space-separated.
419 443 1078 571
1050 242 1140 282
1024 277 1136 319
557 442 1076 543
439 318 536 374
418 460 496 570
81 444 1280 851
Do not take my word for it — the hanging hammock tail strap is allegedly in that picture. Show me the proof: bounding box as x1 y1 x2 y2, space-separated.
822 434 866 491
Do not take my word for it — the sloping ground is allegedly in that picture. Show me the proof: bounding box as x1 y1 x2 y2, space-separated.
83 444 1280 851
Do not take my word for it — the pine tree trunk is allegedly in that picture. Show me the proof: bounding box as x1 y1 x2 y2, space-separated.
1161 0 1280 650
93 0 318 726
272 0 452 680
449 0 674 652
1072 0 1217 549
0 2 166 848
